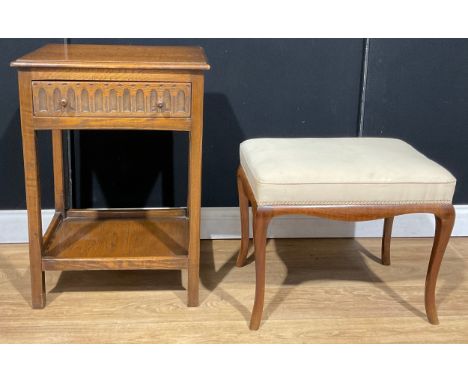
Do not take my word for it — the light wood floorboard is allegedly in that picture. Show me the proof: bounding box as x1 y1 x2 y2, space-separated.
1 238 467 343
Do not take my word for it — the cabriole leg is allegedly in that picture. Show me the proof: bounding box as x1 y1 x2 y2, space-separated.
249 209 271 330
236 168 250 267
381 217 394 265
425 207 455 324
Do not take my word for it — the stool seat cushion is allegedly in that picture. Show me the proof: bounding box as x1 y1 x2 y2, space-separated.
239 138 456 206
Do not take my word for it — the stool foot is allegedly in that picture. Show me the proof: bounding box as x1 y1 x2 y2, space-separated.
425 208 455 325
249 209 271 330
381 217 394 266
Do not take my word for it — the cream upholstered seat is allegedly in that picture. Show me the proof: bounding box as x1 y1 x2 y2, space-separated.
240 137 456 206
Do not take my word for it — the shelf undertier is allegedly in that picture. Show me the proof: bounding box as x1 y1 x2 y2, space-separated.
43 214 189 271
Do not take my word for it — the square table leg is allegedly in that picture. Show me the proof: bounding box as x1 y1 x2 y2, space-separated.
52 130 65 215
21 128 46 308
187 74 204 307
19 71 46 308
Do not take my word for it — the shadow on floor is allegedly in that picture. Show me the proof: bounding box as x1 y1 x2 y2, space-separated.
263 238 428 323
0 247 32 305
46 269 185 306
199 240 252 322
199 236 466 329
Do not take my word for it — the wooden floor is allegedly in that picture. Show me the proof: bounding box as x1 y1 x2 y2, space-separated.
1 237 468 343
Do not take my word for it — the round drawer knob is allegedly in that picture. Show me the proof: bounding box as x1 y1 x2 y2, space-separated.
60 98 68 107
157 102 164 109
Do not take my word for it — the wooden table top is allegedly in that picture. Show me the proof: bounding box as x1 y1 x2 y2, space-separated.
11 44 210 70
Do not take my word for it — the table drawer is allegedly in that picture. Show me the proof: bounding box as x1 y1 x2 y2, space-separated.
32 81 191 118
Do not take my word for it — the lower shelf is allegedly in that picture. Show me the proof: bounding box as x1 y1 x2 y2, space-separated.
43 212 189 271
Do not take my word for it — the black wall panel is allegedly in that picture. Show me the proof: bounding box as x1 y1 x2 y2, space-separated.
0 38 62 209
363 39 468 204
70 38 364 208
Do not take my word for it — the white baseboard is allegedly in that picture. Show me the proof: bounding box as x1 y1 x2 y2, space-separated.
1 206 467 243
0 210 56 244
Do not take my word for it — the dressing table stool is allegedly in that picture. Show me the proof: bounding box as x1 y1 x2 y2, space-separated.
237 137 456 330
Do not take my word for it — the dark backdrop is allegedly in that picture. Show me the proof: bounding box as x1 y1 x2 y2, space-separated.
1 39 467 209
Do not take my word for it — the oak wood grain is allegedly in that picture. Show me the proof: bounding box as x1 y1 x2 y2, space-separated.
19 69 197 82
66 208 187 219
43 212 63 249
32 81 192 118
11 44 210 70
187 73 204 307
14 44 208 307
52 130 65 214
32 116 192 131
18 70 46 308
42 216 188 271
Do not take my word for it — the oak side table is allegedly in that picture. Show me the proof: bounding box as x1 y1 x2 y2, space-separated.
11 44 210 308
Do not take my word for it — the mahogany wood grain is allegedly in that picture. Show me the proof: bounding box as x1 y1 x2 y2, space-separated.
257 204 455 222
250 210 272 330
236 165 456 330
425 210 455 324
382 217 394 265
13 44 209 308
236 167 250 267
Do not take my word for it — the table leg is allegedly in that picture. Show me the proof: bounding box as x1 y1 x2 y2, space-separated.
21 128 46 308
187 74 204 307
52 130 65 214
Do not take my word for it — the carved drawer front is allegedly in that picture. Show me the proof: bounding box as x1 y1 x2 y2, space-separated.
32 81 191 118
